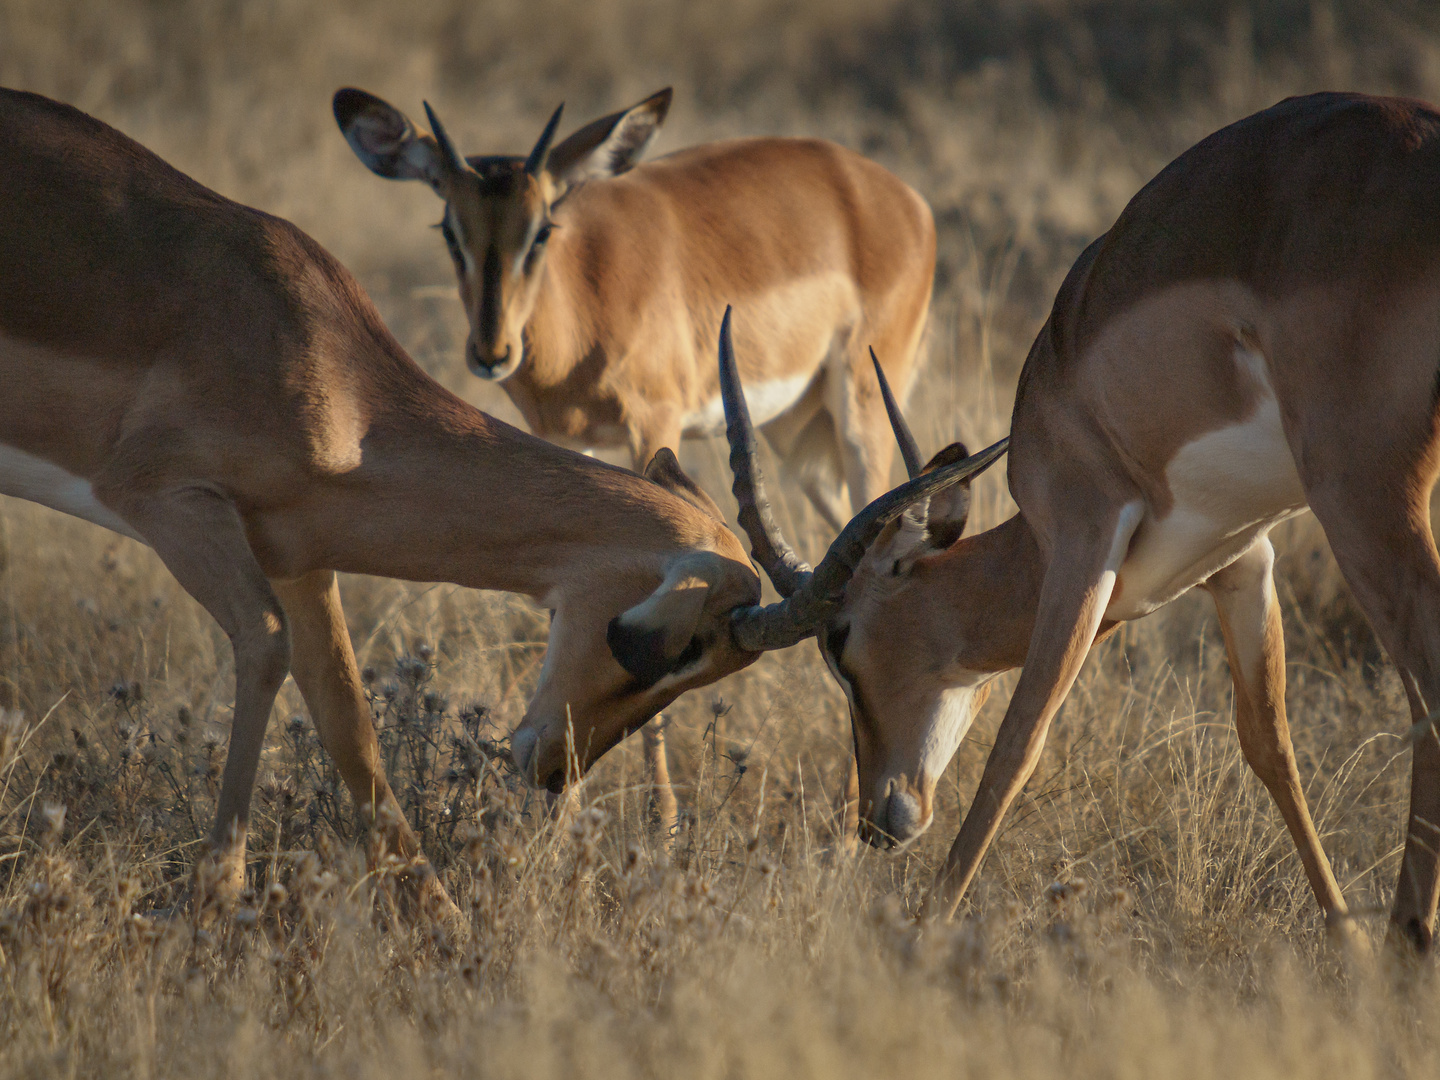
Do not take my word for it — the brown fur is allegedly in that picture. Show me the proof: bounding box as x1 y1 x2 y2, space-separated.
817 93 1440 953
337 89 937 527
0 87 764 908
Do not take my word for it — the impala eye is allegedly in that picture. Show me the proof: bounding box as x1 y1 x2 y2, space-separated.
525 221 554 270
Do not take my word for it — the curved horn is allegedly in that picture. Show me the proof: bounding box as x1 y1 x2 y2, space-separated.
870 347 923 480
525 103 565 176
728 437 1010 652
718 306 812 598
422 101 466 175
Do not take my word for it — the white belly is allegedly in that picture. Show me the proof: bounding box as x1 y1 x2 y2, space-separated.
1106 392 1306 621
0 444 146 542
682 373 814 438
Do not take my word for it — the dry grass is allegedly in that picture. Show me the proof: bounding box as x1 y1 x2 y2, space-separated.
6 2 1440 1076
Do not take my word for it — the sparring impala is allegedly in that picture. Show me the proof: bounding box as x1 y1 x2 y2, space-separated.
710 93 1440 954
333 86 936 528
0 88 982 913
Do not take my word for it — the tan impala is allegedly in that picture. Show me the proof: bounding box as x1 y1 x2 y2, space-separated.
0 86 980 910
710 93 1440 953
333 86 936 528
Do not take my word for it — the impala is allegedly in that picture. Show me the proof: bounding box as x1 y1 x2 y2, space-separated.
710 93 1440 953
333 86 936 529
0 87 975 910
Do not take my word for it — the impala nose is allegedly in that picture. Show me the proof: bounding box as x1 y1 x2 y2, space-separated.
885 788 928 843
860 779 932 848
467 340 512 379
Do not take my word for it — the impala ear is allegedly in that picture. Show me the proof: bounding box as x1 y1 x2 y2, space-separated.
920 442 973 549
643 447 726 521
547 88 672 196
607 557 715 688
334 88 455 194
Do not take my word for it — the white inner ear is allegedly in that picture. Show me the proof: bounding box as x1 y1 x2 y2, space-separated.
869 514 932 575
568 113 660 182
617 570 711 658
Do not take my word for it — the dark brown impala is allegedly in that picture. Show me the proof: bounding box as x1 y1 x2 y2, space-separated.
711 93 1440 954
0 88 986 913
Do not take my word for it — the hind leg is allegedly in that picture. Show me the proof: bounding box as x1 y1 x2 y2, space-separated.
1272 279 1440 951
830 361 899 516
1204 538 1353 933
1294 395 1440 951
1309 488 1440 953
779 409 850 533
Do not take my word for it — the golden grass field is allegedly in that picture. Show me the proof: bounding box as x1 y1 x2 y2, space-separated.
6 1 1440 1075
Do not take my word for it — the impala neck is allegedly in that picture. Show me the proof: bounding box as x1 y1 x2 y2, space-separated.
928 513 1046 675
511 241 587 394
263 354 708 600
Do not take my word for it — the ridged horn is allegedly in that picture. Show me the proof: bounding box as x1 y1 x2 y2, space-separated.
422 101 466 175
719 310 1010 651
870 347 923 480
729 437 1010 651
719 307 813 599
525 103 565 176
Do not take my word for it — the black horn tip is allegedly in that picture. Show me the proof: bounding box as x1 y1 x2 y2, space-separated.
422 100 465 172
870 346 923 479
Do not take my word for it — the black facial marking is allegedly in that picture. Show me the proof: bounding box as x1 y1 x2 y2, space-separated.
439 218 464 270
478 244 503 347
522 223 551 272
607 620 706 692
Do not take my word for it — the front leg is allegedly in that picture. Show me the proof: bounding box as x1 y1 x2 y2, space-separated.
273 571 460 923
923 502 1142 919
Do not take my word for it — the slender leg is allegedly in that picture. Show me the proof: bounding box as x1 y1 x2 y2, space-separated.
100 484 290 899
781 409 850 533
838 755 860 856
642 715 679 854
272 571 459 920
923 502 1141 919
1305 486 1440 953
835 380 898 516
1204 538 1353 932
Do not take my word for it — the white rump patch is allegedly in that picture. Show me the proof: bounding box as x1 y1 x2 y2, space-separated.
0 444 145 542
682 373 814 438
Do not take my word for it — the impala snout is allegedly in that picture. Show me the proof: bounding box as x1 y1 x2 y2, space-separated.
509 724 542 784
858 774 934 848
508 713 610 794
466 337 519 381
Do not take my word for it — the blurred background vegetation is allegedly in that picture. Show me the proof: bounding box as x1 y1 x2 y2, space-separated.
5 5 1440 1075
